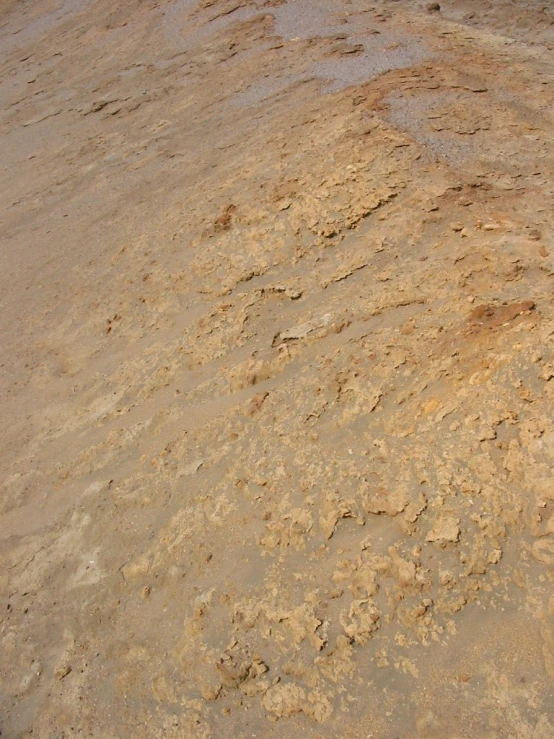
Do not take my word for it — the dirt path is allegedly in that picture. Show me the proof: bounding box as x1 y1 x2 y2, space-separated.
1 1 553 737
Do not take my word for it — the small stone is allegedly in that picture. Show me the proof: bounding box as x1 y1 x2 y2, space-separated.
141 585 151 600
427 2 441 12
426 517 461 544
528 229 541 241
488 549 502 564
55 665 72 681
201 685 221 701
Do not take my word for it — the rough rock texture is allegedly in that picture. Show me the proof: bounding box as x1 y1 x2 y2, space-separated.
1 0 553 737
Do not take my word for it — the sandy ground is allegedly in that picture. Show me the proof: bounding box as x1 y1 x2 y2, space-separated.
1 0 554 736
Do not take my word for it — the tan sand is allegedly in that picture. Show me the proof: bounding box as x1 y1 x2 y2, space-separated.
1 1 553 736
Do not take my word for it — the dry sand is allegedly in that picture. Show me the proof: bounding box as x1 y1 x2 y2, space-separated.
1 0 553 736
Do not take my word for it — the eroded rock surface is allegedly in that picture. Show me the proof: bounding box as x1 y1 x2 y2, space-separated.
1 1 553 737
